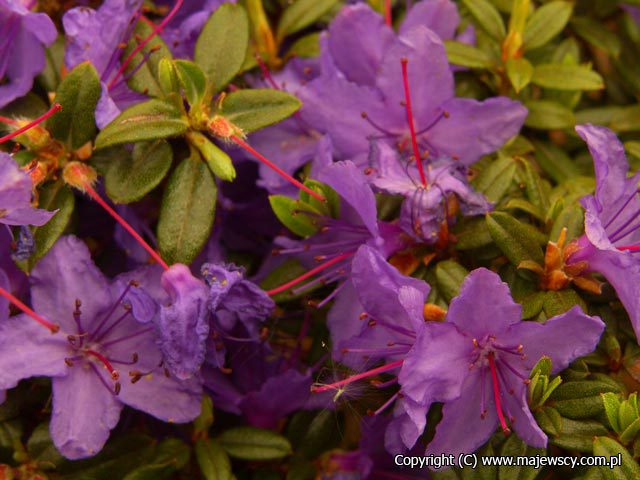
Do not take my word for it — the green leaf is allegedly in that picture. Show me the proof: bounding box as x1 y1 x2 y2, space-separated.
542 290 586 318
195 4 249 92
38 36 65 92
571 17 622 58
610 105 640 133
550 418 608 452
498 435 545 480
453 217 494 250
218 427 292 461
486 212 544 266
444 41 494 69
122 438 190 480
523 1 573 50
22 180 74 271
195 439 233 480
531 140 581 182
505 57 533 93
288 33 321 58
186 131 236 181
218 89 301 133
534 406 563 436
193 396 215 435
520 159 550 214
435 260 469 303
461 0 506 41
593 437 640 480
174 60 208 107
472 155 516 202
531 64 604 91
47 62 101 149
105 140 173 204
276 0 340 42
269 195 319 237
95 99 189 149
122 19 173 98
552 381 621 419
550 204 584 242
620 417 640 445
524 100 575 130
27 422 65 467
157 155 217 265
158 58 181 99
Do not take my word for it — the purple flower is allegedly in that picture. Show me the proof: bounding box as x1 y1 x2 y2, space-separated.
299 3 526 163
133 261 273 378
203 340 317 429
0 236 201 459
158 264 210 380
567 124 640 342
63 0 145 128
0 152 56 227
0 0 56 108
270 160 408 352
156 0 236 58
329 247 603 459
370 142 491 242
623 4 640 24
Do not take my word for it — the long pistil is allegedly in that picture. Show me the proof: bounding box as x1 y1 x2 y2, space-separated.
400 58 427 187
0 286 59 332
230 135 325 202
487 352 511 435
266 252 353 296
81 182 170 270
0 103 62 144
311 359 404 393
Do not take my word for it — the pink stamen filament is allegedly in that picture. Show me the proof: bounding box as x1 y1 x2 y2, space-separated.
85 350 119 380
384 0 392 26
82 183 169 270
0 286 59 332
617 246 640 251
0 103 62 144
230 135 325 202
0 287 60 333
311 359 403 393
487 352 511 434
400 58 427 187
266 252 353 296
107 0 184 90
255 54 280 90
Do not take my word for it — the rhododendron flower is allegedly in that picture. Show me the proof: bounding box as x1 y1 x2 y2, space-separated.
0 236 201 459
0 0 56 107
567 124 640 342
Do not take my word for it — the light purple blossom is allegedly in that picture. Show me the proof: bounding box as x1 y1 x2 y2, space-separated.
567 124 640 342
334 246 604 460
0 152 56 227
0 0 56 108
0 236 201 459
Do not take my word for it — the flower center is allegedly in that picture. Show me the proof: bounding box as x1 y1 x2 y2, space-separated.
63 286 155 396
470 336 529 435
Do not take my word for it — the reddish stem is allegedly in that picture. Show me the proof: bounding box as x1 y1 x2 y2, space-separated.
82 183 170 271
487 352 511 435
384 0 392 26
107 0 184 90
0 286 59 333
311 359 404 393
266 252 353 296
400 58 427 187
230 135 325 202
0 103 62 144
